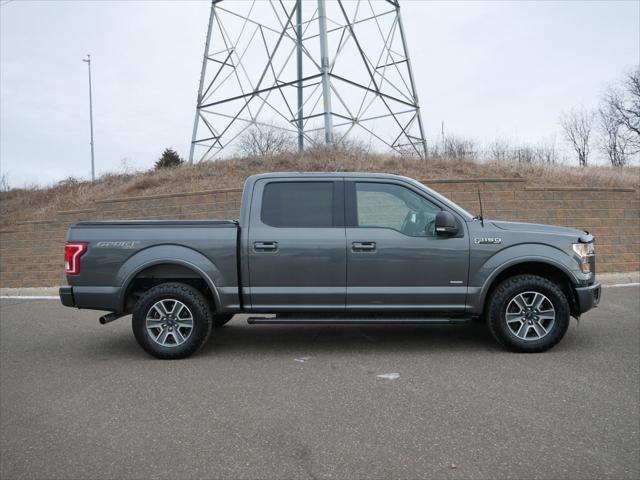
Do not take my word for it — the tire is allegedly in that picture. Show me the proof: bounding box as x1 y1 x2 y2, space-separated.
487 274 570 353
132 282 213 359
212 314 234 328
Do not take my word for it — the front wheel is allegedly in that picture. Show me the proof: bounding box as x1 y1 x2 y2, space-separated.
487 274 570 353
132 282 213 359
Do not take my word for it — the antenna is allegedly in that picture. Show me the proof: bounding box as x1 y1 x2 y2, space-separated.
188 0 428 163
477 186 485 227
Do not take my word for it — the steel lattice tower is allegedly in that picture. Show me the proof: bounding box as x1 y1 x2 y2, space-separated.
189 0 427 162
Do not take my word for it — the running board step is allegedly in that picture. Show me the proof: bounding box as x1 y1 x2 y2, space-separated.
247 315 471 325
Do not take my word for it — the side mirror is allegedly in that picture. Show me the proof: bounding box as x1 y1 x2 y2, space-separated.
435 211 458 236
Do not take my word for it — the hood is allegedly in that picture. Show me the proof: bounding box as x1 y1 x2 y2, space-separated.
490 220 588 238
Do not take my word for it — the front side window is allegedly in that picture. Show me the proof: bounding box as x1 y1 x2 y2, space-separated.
262 181 334 227
355 182 441 236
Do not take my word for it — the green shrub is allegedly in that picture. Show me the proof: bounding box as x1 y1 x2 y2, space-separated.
154 148 184 170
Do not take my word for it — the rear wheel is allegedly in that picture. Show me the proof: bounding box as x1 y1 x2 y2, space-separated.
487 274 570 353
132 282 212 359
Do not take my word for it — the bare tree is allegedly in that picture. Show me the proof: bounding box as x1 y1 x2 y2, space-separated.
598 102 629 167
487 139 557 165
533 138 559 165
560 107 593 167
444 135 477 161
488 139 511 162
601 68 640 156
514 146 536 164
237 123 295 157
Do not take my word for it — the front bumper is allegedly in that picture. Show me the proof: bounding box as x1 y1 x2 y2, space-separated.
575 282 601 314
59 286 75 307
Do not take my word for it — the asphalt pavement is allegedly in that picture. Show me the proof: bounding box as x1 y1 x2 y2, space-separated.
1 286 639 479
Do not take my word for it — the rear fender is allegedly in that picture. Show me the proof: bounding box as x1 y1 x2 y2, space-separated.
117 245 224 311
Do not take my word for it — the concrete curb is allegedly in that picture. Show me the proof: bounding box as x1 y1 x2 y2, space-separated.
1 287 60 297
2 272 638 298
596 271 640 286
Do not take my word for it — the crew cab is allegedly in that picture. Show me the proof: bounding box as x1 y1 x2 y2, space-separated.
59 173 601 359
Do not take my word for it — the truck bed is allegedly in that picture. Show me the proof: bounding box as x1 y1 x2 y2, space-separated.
65 219 239 312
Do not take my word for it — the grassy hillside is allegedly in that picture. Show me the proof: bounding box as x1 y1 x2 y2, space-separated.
1 149 638 226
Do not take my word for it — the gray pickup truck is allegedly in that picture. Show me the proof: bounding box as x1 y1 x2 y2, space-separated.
60 172 601 359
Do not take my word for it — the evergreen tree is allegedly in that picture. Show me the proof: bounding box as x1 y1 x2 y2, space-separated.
154 148 184 169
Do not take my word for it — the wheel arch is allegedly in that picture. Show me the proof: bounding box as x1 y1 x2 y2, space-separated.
116 245 223 312
479 259 579 316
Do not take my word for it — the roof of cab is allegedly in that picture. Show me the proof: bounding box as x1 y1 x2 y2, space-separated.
246 171 409 180
240 172 474 220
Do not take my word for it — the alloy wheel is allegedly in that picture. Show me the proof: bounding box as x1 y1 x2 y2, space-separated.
145 299 194 347
505 291 556 341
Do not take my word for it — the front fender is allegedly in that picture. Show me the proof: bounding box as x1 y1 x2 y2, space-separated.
116 245 224 311
468 243 581 314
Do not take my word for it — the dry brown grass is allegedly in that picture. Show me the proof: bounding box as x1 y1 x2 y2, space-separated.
1 148 638 226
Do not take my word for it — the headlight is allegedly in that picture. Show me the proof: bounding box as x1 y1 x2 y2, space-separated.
573 242 595 274
572 242 595 258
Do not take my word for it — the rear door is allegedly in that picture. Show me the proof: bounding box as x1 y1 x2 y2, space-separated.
246 178 346 311
345 179 469 312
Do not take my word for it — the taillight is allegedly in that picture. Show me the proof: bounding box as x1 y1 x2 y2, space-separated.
64 242 87 275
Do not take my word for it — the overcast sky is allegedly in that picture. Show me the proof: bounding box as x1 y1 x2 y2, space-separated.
1 0 638 187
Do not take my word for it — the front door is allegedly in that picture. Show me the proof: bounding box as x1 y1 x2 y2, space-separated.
247 178 346 311
345 180 469 312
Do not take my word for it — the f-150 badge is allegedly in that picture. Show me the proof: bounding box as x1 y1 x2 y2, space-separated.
474 237 502 245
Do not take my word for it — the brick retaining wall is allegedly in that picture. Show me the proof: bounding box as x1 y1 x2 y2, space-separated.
0 179 637 288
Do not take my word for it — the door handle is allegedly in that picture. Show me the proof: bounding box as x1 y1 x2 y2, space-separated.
352 241 376 252
254 241 278 252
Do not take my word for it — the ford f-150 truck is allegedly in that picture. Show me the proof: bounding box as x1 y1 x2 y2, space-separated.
59 172 601 359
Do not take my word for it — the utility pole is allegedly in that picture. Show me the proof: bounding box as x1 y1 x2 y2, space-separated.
82 54 95 181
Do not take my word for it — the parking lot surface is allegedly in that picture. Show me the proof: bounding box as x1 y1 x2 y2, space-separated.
1 286 639 479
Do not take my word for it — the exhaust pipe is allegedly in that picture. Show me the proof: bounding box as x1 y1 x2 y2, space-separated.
99 312 125 325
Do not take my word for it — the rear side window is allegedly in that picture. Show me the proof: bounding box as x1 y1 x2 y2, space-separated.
261 182 334 227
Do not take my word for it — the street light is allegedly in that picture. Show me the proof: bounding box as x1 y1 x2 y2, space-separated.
82 54 95 181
